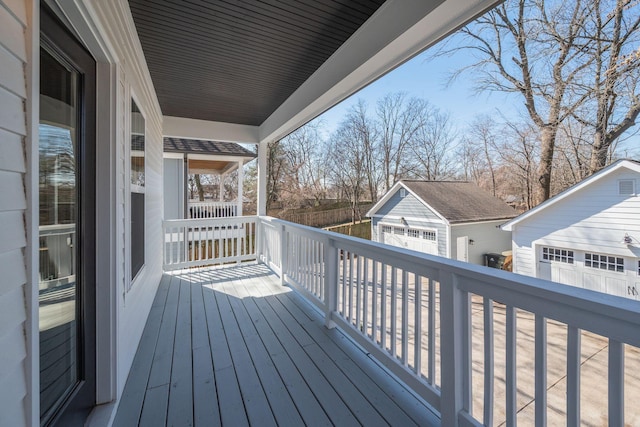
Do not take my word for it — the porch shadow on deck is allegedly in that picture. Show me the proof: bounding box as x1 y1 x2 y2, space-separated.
113 263 439 426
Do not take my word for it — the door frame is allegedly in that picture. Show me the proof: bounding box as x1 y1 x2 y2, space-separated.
27 3 119 425
40 5 97 425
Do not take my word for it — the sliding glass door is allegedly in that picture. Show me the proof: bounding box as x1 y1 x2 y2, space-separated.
39 6 96 426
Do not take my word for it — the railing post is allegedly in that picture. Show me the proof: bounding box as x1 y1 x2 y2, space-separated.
324 238 338 329
280 223 287 285
440 271 470 427
255 217 263 264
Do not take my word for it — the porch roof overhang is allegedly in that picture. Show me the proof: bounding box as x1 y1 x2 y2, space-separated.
130 0 502 144
163 137 256 175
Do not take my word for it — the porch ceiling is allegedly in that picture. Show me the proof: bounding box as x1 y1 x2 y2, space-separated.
128 0 386 126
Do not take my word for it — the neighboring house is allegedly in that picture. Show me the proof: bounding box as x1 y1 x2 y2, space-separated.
501 159 640 299
163 137 256 219
367 181 516 265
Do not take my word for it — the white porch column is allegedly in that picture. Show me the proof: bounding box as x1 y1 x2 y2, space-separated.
257 141 268 216
237 160 243 216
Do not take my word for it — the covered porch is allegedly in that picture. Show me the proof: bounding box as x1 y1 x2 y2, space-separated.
163 137 256 220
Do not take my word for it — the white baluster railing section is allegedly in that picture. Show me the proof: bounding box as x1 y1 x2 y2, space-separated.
188 200 238 218
253 216 640 427
163 216 256 270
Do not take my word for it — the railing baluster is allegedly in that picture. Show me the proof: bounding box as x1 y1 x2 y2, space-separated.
356 254 362 330
348 252 354 322
428 277 435 384
402 270 409 365
609 339 624 427
567 325 581 427
341 249 347 316
414 274 422 376
391 266 397 357
506 305 517 427
483 297 494 427
372 261 378 342
381 264 387 351
363 257 369 337
535 315 547 427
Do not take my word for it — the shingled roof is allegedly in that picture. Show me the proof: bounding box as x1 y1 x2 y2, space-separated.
399 180 516 224
164 137 256 158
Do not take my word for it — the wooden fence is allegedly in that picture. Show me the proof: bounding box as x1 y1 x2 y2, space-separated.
278 203 373 228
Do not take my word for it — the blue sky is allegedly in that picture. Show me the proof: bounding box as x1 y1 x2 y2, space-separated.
316 45 640 157
318 48 521 135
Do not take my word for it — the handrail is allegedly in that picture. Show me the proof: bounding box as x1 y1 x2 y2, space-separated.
187 200 238 218
255 215 640 426
162 216 257 270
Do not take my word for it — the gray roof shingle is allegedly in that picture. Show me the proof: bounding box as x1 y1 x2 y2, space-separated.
401 180 517 224
164 137 256 158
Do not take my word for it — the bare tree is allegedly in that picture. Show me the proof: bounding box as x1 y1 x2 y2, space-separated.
410 105 457 180
578 0 640 172
377 93 426 191
440 0 596 203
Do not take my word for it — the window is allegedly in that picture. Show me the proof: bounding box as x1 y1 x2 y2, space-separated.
400 188 407 198
542 247 574 264
619 179 635 196
422 230 436 241
130 100 145 281
637 260 640 275
393 227 405 235
407 229 420 238
585 253 624 272
381 225 392 234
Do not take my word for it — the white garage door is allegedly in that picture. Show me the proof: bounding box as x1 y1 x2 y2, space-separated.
539 246 637 299
380 225 438 255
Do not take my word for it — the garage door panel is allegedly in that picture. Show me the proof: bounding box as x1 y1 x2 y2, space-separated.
583 272 604 293
605 277 627 297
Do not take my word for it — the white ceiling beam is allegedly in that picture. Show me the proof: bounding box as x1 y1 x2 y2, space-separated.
163 115 259 143
259 0 502 143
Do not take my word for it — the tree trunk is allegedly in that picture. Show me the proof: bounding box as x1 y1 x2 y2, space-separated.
589 128 608 173
194 174 205 201
535 127 556 204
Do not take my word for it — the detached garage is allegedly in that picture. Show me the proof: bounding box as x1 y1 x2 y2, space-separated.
501 159 640 300
367 181 516 266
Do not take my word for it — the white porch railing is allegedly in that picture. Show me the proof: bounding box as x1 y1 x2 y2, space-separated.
163 216 640 426
162 216 257 270
188 200 238 218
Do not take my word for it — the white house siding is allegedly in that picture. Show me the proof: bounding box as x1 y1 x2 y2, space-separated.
512 167 640 296
450 220 512 266
90 0 165 397
371 191 447 256
0 0 29 425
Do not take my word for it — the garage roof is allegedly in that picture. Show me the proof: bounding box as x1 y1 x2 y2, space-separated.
368 180 517 224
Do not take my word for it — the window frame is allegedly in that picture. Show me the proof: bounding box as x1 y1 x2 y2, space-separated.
541 246 574 264
585 252 624 273
128 95 146 287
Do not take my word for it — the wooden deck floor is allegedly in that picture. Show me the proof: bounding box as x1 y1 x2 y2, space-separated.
113 263 439 426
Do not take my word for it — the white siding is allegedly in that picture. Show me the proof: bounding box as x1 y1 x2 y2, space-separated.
514 168 640 257
0 1 28 425
512 168 640 294
89 0 165 397
450 220 512 266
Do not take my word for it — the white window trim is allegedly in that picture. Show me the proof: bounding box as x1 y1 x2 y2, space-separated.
378 222 438 242
126 91 148 291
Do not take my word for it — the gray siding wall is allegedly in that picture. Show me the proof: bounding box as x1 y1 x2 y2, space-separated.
450 221 512 266
372 191 447 256
163 158 184 220
0 0 29 424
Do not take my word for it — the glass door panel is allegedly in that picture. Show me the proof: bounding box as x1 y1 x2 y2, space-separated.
39 46 79 422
